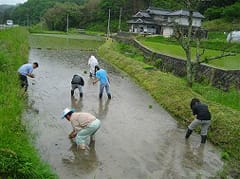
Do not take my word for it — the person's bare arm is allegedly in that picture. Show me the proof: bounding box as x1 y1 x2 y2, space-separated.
69 130 77 139
27 73 35 78
92 78 99 85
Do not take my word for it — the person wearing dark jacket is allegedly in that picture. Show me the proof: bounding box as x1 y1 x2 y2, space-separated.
71 74 84 97
185 98 211 144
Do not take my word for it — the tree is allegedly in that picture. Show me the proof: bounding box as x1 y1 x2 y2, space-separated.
43 2 83 31
173 0 235 87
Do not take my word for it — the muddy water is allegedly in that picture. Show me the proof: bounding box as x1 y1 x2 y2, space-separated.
24 49 223 179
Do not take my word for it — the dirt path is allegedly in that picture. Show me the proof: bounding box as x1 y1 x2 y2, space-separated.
24 48 223 179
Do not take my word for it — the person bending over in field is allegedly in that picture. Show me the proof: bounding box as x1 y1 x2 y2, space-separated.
185 98 211 144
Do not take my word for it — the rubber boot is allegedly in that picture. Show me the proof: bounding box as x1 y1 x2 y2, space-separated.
185 128 192 139
201 135 207 144
80 92 83 98
71 90 74 96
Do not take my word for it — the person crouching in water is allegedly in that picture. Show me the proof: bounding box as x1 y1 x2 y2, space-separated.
18 62 39 91
185 98 211 144
71 74 84 98
61 108 101 150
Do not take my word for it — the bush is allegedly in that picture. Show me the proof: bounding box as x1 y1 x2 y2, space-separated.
223 2 240 21
204 6 224 20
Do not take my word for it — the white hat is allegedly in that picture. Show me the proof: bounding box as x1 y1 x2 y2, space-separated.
61 108 75 119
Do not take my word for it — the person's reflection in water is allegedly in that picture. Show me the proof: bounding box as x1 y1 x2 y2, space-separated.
183 140 205 169
71 96 83 112
62 143 98 174
98 99 110 118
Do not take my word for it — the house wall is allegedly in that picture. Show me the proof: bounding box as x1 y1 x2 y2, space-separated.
129 24 157 34
168 16 202 27
162 27 174 37
192 18 201 27
152 15 167 23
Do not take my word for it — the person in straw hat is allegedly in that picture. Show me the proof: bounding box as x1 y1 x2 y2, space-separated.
61 108 101 150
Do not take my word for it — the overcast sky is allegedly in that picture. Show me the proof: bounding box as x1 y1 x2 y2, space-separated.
0 0 27 5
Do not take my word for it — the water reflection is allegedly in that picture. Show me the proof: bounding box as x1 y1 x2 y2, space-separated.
98 99 110 118
183 140 205 169
62 143 98 174
71 96 83 112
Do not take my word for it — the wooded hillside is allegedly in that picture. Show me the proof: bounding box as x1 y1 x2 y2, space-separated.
0 0 240 31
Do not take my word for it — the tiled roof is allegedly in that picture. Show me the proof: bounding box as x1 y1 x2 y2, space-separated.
146 6 172 16
133 10 151 18
168 10 205 18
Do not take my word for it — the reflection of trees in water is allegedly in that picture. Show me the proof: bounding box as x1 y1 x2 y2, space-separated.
71 96 83 112
98 99 110 118
62 143 99 174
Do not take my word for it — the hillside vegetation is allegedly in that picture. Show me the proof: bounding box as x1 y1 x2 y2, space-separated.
1 0 240 32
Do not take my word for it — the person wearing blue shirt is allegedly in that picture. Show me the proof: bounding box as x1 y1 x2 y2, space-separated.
18 62 38 91
93 66 111 99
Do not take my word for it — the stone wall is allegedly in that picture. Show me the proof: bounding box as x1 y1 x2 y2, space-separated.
115 34 240 90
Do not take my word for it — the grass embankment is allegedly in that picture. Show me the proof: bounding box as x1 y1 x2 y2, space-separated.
98 39 240 177
0 28 56 178
29 33 104 50
137 35 240 70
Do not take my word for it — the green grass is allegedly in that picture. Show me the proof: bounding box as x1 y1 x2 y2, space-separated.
0 27 56 178
113 42 145 62
192 84 240 111
98 39 240 177
112 41 240 111
29 33 104 50
138 37 240 70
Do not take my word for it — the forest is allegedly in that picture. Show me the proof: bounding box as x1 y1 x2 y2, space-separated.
0 0 240 31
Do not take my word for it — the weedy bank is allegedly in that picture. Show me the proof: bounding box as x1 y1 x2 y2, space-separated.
0 27 56 178
98 39 240 177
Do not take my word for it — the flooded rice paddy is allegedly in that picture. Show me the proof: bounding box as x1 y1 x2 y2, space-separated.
24 48 223 179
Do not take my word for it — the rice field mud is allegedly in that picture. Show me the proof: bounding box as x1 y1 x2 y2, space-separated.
24 48 224 179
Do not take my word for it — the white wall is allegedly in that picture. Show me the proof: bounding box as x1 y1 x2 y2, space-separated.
168 16 202 27
162 27 174 37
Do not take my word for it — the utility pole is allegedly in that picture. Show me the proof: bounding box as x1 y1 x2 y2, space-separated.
118 7 122 32
107 8 111 38
66 14 69 33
